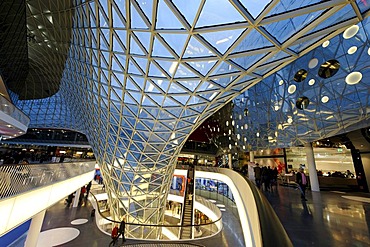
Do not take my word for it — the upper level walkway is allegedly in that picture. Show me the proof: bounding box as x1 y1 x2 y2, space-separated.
0 161 95 236
8 181 370 247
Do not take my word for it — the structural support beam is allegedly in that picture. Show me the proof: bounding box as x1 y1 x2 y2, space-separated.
304 143 320 192
24 210 46 247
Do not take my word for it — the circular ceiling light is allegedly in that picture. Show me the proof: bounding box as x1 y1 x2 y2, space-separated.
287 117 293 124
321 96 329 103
308 79 315 86
368 47 370 56
308 58 319 68
288 85 296 94
322 40 330 48
279 80 284 85
345 71 362 85
347 46 357 55
343 25 359 39
318 60 340 79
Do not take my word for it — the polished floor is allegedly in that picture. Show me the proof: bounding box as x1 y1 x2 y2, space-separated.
264 186 370 247
12 185 370 247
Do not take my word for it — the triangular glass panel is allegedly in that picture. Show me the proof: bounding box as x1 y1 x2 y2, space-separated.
126 76 141 91
133 31 151 53
156 60 178 77
174 63 197 78
128 59 142 75
130 36 146 55
197 80 220 91
184 37 215 58
231 53 266 70
263 10 325 43
136 0 153 24
160 33 189 56
200 29 244 54
196 0 246 27
130 4 148 28
240 0 272 18
128 91 143 104
148 62 166 77
132 57 148 72
188 95 208 105
142 94 160 107
163 96 182 107
171 95 190 105
156 0 185 29
145 80 162 93
113 31 126 53
152 36 174 57
172 0 201 25
186 60 217 76
130 75 145 89
112 2 126 27
112 54 125 71
209 61 240 76
176 80 200 91
232 29 273 53
147 94 165 106
167 82 190 94
124 92 139 104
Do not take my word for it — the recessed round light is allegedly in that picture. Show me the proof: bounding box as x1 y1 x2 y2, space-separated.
343 25 359 39
345 71 362 85
288 85 296 94
308 58 319 69
287 118 293 124
368 47 370 56
321 96 329 103
308 79 315 86
347 46 357 55
279 80 284 85
322 40 330 48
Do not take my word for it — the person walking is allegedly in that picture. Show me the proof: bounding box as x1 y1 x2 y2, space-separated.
254 163 262 189
109 224 119 246
296 167 308 201
117 219 126 243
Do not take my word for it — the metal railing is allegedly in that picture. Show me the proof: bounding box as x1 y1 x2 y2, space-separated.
0 94 30 127
90 192 221 240
0 161 95 200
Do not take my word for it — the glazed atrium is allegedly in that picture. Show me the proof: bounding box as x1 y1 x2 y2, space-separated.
1 0 370 247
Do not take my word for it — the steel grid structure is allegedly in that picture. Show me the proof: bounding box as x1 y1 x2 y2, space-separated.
14 0 370 239
232 17 370 151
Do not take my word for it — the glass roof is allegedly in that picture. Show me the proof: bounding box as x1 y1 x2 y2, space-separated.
12 0 370 232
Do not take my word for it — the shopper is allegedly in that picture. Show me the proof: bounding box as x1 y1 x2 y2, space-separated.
254 163 262 189
296 167 308 201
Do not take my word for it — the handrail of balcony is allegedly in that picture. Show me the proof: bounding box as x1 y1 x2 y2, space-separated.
0 94 30 127
90 192 222 240
0 161 96 200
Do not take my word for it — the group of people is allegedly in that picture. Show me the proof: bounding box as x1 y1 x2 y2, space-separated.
253 164 278 192
110 220 126 246
253 163 308 201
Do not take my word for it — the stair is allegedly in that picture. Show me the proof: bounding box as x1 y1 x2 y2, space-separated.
179 167 195 239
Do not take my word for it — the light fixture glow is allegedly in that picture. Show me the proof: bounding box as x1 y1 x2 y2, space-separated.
308 79 315 86
278 80 284 85
343 25 359 39
322 40 330 48
308 58 318 68
345 71 362 85
347 46 357 55
321 96 329 103
288 85 296 94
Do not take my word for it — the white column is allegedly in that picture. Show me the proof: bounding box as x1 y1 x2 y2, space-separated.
305 143 320 192
250 151 254 163
72 188 81 207
228 153 232 169
24 210 46 247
